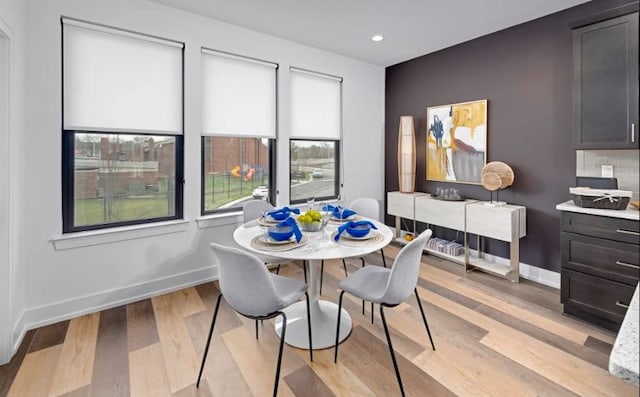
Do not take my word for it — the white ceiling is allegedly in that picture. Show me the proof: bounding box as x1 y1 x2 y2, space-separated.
151 0 589 66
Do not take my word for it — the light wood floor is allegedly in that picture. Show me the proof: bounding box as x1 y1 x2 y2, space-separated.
1 245 637 397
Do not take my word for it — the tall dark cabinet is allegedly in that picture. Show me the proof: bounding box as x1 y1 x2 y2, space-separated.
572 7 639 149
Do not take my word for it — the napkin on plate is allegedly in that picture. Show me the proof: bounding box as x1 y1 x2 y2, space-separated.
276 217 303 243
268 206 300 218
334 220 377 241
322 205 357 219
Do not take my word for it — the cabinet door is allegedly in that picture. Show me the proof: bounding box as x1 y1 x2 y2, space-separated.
561 211 640 244
573 12 639 149
561 232 640 285
561 269 635 331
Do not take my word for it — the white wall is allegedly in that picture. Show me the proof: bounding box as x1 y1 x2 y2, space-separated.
12 0 384 359
0 0 26 364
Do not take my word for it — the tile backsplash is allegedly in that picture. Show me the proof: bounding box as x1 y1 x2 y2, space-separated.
576 150 639 199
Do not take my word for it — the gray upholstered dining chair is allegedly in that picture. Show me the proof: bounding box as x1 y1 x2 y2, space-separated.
244 199 312 283
196 243 313 397
334 230 435 397
243 200 295 277
319 197 383 295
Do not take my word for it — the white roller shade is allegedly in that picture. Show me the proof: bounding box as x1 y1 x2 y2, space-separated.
201 49 277 138
62 19 183 134
290 68 341 140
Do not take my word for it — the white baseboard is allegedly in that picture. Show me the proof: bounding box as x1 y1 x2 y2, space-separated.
11 310 26 360
11 265 219 359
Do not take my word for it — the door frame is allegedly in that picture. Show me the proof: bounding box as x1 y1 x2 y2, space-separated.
0 17 14 365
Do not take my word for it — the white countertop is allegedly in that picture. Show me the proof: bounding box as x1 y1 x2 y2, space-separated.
556 200 639 221
609 284 640 387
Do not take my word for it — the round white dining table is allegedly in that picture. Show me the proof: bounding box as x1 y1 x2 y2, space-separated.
233 216 393 350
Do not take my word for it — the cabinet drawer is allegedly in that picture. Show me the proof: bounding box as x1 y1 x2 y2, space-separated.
387 192 421 219
562 211 639 244
561 269 635 330
562 232 640 285
466 203 526 242
414 195 469 230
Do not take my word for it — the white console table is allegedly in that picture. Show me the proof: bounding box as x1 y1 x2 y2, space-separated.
387 192 526 282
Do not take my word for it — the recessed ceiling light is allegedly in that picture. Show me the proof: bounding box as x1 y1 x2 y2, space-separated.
371 35 384 42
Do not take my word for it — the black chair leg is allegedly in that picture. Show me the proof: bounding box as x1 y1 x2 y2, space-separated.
371 302 374 324
380 305 406 397
303 260 308 284
305 292 313 362
197 293 223 388
255 320 259 339
276 264 281 275
415 288 436 350
380 248 387 268
319 260 324 295
334 291 345 363
342 259 349 277
273 311 287 397
360 258 366 315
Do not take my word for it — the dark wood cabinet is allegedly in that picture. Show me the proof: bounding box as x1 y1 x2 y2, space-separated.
572 11 639 149
560 211 639 331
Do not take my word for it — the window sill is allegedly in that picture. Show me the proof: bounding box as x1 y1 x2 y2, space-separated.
196 211 243 229
50 219 191 250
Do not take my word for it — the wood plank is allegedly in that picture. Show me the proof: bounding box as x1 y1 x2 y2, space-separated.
415 286 637 397
48 312 100 397
28 321 70 354
233 314 307 378
403 304 576 397
426 256 616 344
584 336 613 355
91 306 130 397
284 365 335 397
7 345 61 397
184 298 252 397
129 343 171 397
192 283 242 335
481 332 638 397
197 335 253 397
293 348 376 397
221 325 295 397
337 325 455 397
172 378 213 397
127 299 159 352
152 293 201 394
58 385 91 397
0 329 36 396
475 304 609 369
420 263 590 345
412 336 576 397
174 288 206 317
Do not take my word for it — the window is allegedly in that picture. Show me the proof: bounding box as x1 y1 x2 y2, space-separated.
290 139 339 202
201 49 277 213
202 136 272 212
289 68 342 203
62 19 184 232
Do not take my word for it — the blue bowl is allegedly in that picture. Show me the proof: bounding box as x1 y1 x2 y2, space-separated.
269 210 290 221
346 224 371 238
268 225 294 241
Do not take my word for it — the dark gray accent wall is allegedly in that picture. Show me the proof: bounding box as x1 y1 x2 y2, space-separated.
385 0 635 272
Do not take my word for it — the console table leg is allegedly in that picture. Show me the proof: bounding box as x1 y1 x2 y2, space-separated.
510 241 520 283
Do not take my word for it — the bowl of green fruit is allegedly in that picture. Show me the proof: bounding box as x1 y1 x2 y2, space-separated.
297 210 323 232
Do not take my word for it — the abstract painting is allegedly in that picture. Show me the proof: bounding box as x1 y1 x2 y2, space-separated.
426 99 487 184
